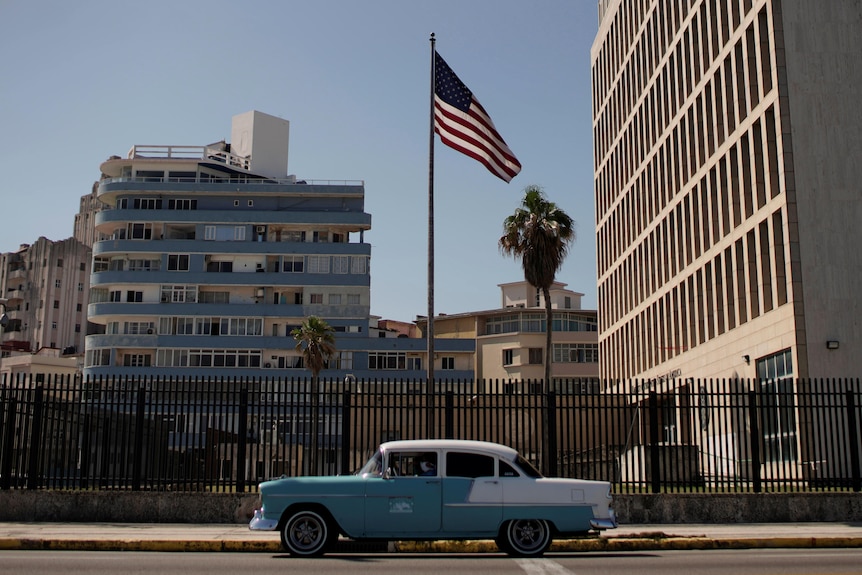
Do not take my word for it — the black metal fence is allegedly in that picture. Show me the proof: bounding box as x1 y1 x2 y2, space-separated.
1 374 859 493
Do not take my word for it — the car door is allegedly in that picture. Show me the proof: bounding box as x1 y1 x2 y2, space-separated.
363 451 442 536
441 451 502 534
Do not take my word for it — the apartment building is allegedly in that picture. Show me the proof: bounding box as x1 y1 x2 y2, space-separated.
592 0 862 388
418 281 598 392
83 110 472 380
0 238 91 357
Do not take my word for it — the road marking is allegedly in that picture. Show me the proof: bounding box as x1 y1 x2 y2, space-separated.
515 558 575 575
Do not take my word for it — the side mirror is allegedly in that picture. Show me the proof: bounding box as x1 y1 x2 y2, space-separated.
383 467 397 480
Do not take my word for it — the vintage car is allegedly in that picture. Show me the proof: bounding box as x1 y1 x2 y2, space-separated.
249 439 616 557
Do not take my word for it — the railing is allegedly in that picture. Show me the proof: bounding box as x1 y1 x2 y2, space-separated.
0 375 859 493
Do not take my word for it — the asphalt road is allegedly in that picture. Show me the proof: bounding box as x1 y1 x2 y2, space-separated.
2 549 862 575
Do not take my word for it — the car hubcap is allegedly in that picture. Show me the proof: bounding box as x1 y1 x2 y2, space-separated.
292 517 321 549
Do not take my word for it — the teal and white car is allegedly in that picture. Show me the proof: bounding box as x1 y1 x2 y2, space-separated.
249 439 616 557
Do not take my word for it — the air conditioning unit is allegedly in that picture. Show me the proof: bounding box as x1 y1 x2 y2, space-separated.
264 362 272 368
256 226 266 233
146 328 154 335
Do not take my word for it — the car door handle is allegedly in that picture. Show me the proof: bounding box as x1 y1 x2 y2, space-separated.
484 480 499 484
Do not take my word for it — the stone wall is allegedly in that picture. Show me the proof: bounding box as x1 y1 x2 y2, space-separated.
0 491 859 524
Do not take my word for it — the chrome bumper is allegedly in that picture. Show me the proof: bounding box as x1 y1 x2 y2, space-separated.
590 509 617 530
249 509 279 531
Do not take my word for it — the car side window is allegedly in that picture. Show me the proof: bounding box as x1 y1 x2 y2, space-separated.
499 460 520 477
387 452 437 477
446 451 495 478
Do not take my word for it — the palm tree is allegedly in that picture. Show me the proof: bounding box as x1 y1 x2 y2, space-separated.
499 185 575 474
291 316 336 475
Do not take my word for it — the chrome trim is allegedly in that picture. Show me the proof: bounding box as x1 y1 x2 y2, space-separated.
248 509 279 531
590 509 617 530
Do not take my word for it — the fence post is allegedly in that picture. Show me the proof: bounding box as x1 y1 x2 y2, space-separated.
341 390 352 474
236 387 249 493
846 389 861 492
1 397 16 490
132 384 146 491
747 390 762 493
648 391 661 493
445 391 454 439
547 391 558 477
26 386 44 490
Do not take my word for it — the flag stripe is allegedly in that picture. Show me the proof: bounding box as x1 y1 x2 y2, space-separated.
435 101 520 182
434 51 521 183
435 98 521 169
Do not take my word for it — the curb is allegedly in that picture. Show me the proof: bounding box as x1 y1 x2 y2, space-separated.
2 536 862 553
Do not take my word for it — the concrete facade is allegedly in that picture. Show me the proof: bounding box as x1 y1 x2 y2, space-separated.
592 0 862 387
418 281 599 392
0 237 91 356
83 111 474 380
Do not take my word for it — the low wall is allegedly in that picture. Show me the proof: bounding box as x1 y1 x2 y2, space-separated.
0 491 859 524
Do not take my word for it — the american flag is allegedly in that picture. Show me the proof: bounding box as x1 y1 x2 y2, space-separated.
434 51 522 183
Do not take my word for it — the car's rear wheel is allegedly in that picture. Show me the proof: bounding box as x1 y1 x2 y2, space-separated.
280 509 332 557
503 518 552 557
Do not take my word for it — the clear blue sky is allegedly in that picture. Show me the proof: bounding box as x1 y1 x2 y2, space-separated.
0 0 600 323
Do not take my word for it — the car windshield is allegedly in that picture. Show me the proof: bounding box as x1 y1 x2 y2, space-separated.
515 454 543 478
357 450 383 477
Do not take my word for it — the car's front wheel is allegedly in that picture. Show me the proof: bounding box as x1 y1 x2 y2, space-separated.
503 518 552 557
280 509 332 557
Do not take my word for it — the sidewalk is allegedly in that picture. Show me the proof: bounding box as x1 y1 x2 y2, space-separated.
1 522 861 552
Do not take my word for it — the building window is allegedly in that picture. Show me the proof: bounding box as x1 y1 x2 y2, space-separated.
53 300 60 309
123 354 152 367
235 226 246 241
75 324 81 333
168 254 190 271
220 317 263 336
552 343 599 363
283 256 304 272
309 293 323 304
168 199 197 210
204 226 216 240
351 256 368 274
130 223 153 240
307 256 330 274
51 321 57 329
347 293 361 305
55 279 61 288
160 285 196 303
441 356 455 370
369 352 407 370
331 351 354 370
78 282 84 291
86 349 111 367
125 321 155 335
503 349 514 366
332 256 350 274
125 291 143 302
528 348 543 364
328 294 342 305
57 258 64 268
756 349 798 463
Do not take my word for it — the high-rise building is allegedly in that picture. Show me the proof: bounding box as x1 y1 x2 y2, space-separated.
84 110 474 380
0 238 91 356
592 0 862 388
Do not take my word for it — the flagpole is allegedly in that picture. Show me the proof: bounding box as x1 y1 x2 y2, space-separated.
427 32 436 436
